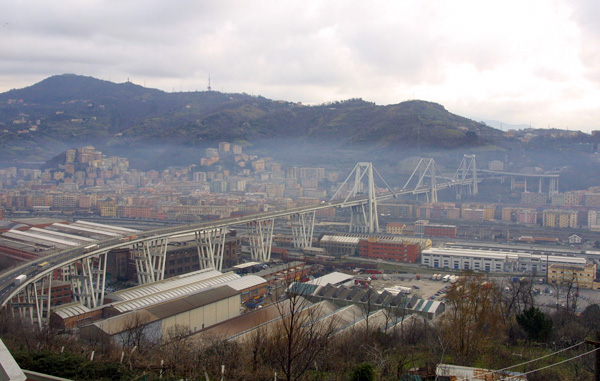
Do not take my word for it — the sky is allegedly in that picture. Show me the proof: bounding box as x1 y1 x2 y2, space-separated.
1 0 600 131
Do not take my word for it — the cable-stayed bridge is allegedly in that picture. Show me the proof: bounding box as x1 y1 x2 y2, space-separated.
0 155 491 326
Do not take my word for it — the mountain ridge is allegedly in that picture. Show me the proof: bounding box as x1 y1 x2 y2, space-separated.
0 74 504 164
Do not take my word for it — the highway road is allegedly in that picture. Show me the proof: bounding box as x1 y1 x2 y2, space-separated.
0 177 480 307
0 194 399 306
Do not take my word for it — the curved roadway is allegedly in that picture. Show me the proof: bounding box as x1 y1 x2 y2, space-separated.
0 180 476 307
0 195 390 306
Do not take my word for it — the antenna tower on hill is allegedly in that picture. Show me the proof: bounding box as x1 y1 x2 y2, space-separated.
207 75 212 91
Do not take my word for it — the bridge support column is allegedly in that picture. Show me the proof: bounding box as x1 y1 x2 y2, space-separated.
247 219 274 262
69 252 108 308
539 178 543 193
13 274 53 328
549 178 559 196
350 204 373 234
134 238 168 285
195 229 226 271
291 211 315 249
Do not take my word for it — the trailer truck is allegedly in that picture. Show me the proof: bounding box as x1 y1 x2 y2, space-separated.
14 274 27 285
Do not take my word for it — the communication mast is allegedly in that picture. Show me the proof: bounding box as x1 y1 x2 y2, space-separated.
207 75 212 91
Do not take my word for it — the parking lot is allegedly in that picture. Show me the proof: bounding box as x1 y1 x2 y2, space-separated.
370 274 451 300
368 273 600 312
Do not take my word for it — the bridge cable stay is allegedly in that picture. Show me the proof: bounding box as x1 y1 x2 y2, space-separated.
330 162 396 234
402 158 453 203
452 154 478 199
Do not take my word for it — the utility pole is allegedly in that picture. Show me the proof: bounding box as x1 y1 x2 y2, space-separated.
586 337 600 381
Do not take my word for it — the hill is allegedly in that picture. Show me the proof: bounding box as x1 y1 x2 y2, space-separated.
0 74 503 165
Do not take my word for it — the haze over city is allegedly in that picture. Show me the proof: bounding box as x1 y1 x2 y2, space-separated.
2 0 600 131
4 1 600 380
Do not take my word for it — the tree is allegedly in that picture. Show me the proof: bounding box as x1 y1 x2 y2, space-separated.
264 281 339 381
500 277 534 322
349 362 376 381
516 307 553 342
581 304 600 334
442 274 506 363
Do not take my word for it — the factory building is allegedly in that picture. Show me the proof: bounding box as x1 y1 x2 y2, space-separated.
421 247 587 274
51 268 268 332
319 233 431 258
358 237 421 263
79 285 241 344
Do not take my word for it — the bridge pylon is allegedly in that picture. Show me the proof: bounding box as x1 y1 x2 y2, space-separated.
247 219 274 262
291 211 315 249
402 158 452 203
453 154 478 199
330 162 396 234
134 238 168 285
195 229 226 271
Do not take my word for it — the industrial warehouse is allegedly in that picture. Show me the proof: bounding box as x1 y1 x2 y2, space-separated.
421 247 588 273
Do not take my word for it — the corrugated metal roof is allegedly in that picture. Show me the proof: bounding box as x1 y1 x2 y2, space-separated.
110 269 231 301
52 302 91 319
306 272 354 286
232 261 262 269
145 286 239 320
320 235 360 244
93 310 159 335
423 247 586 265
226 275 267 291
109 270 241 313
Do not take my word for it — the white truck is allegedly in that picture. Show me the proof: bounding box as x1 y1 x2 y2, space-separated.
14 274 27 285
442 274 451 282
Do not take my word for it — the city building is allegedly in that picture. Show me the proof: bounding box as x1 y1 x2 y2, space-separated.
521 192 547 205
542 209 578 228
358 237 421 263
548 263 597 289
423 224 457 238
385 222 406 235
421 247 587 273
588 210 600 231
319 233 431 258
461 204 494 221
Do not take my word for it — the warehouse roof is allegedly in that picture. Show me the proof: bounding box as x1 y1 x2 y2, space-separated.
108 268 235 301
422 247 587 265
145 285 239 320
52 302 91 319
226 275 267 291
306 272 354 287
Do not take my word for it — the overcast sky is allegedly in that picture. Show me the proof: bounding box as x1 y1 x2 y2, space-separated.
2 1 600 131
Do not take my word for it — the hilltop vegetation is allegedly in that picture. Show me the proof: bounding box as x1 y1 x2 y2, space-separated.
0 74 501 165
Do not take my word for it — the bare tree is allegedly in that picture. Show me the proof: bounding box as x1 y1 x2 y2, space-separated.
442 274 506 364
161 324 192 376
499 277 535 323
264 281 339 381
118 311 156 353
